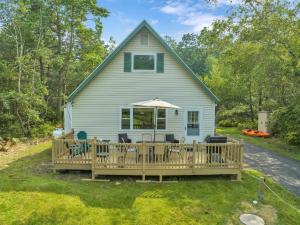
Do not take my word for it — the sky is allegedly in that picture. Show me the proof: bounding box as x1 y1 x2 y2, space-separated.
98 0 241 43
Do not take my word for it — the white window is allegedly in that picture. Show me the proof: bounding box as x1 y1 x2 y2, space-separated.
121 108 166 130
133 54 155 71
133 108 154 129
121 108 130 129
156 109 166 130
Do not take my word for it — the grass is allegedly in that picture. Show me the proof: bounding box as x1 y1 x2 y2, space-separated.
217 127 300 161
0 142 299 224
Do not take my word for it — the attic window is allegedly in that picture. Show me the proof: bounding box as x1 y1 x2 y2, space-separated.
140 31 148 46
133 55 155 70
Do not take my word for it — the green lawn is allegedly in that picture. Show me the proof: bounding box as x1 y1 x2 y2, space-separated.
217 127 300 161
0 142 299 225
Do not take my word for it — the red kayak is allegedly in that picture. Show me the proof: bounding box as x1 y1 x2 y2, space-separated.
242 129 270 138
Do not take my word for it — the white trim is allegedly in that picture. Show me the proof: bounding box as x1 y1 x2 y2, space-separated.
120 106 167 131
132 53 156 72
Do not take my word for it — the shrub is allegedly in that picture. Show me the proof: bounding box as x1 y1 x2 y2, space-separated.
218 119 237 127
286 132 300 145
270 103 300 145
217 104 250 123
237 121 257 130
31 123 56 138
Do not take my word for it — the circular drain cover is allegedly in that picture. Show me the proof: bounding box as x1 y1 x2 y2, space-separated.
240 214 265 225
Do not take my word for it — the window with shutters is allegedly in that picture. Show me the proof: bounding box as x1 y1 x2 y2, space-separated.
133 54 155 71
125 52 164 73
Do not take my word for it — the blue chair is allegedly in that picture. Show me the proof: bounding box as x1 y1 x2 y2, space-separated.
77 131 87 140
69 131 89 157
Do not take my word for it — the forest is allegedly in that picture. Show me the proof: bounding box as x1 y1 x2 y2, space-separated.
0 0 299 145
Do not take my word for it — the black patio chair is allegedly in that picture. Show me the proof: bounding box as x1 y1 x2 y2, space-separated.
118 133 132 143
165 134 179 143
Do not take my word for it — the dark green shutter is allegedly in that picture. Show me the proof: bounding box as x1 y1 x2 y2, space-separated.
124 52 131 72
157 53 164 73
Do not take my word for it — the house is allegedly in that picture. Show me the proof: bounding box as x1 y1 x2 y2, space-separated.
64 20 219 144
56 28 242 180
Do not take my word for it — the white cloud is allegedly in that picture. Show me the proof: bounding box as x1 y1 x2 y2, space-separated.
112 11 139 27
160 1 224 32
160 3 188 15
181 13 224 32
149 19 159 25
217 0 242 6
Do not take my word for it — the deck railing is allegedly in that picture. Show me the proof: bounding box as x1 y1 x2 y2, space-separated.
52 138 243 179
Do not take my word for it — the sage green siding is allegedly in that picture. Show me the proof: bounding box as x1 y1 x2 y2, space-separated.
71 28 215 143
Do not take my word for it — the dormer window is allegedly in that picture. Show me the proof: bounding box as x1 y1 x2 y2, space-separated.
140 31 148 46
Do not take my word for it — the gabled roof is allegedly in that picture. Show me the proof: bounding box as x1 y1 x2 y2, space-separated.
68 20 219 103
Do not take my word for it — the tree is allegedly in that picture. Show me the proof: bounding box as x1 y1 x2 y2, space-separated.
202 0 300 127
0 0 109 137
164 34 210 77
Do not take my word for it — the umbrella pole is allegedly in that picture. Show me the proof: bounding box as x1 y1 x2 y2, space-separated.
153 107 156 143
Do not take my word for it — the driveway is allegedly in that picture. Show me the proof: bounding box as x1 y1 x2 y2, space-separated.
243 142 300 196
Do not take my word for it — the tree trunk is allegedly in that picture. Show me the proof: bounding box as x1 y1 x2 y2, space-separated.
258 88 263 111
56 10 63 122
56 6 75 122
39 56 44 82
248 79 255 122
16 107 27 136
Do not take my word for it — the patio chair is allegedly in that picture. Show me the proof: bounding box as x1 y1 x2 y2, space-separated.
69 131 90 157
154 144 165 162
118 133 132 143
165 134 181 162
117 134 133 166
77 131 87 140
165 134 179 143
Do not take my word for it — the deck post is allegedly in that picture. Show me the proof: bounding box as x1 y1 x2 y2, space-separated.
240 139 244 170
142 141 146 180
159 174 163 183
236 171 241 181
258 177 265 202
52 138 56 173
192 140 196 172
91 137 96 180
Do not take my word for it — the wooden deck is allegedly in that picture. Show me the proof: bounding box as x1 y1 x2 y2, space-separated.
52 139 243 181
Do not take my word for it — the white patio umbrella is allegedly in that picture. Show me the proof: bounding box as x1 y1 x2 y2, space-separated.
131 98 180 143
